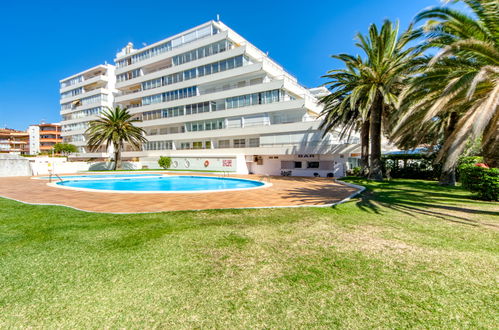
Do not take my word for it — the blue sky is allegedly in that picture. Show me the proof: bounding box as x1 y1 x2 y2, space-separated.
0 0 445 130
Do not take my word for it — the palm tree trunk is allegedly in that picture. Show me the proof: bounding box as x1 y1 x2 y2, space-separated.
360 119 370 177
113 143 121 171
439 112 458 185
368 98 383 181
482 111 498 168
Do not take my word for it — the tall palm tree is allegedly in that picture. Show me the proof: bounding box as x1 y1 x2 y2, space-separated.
393 0 499 184
320 54 370 175
86 106 147 170
353 20 424 180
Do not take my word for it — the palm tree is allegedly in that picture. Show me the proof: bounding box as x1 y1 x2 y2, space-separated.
86 106 147 170
320 54 370 175
353 20 424 180
393 0 499 184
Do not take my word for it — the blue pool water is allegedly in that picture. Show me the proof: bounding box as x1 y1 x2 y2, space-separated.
56 176 265 192
40 174 161 179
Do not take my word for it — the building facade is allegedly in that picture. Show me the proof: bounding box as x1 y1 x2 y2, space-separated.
60 21 360 177
0 128 29 155
59 64 116 155
28 123 62 155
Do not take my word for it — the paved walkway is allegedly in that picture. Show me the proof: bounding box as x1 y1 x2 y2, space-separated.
0 173 359 213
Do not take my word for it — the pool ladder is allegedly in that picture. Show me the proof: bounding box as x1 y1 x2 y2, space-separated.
219 171 230 178
48 174 64 183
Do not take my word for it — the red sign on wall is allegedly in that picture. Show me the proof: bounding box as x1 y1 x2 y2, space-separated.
222 159 232 167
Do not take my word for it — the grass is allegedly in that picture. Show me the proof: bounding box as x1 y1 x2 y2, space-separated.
0 179 497 328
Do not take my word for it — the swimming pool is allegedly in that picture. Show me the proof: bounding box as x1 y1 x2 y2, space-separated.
53 176 267 193
38 174 162 179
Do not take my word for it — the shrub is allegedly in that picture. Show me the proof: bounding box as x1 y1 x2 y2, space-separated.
352 166 362 176
458 156 484 167
346 166 362 176
158 156 172 169
459 164 499 201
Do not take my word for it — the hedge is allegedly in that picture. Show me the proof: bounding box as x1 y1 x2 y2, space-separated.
458 163 499 201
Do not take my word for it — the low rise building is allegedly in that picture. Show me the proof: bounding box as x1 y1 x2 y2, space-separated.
28 123 62 155
0 128 29 155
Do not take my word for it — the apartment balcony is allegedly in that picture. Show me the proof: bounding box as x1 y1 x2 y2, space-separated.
60 88 108 105
60 74 109 93
38 130 61 135
145 121 321 142
115 45 245 90
60 115 100 125
138 99 305 128
40 138 62 143
115 31 229 76
115 60 260 104
126 79 283 115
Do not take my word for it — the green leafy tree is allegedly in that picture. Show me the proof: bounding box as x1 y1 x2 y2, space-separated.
392 0 499 185
158 156 172 170
86 106 147 170
52 143 78 156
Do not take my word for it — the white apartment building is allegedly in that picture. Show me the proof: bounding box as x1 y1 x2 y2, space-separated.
59 64 116 154
61 21 360 177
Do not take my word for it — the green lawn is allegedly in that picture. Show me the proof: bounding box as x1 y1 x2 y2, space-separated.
0 179 497 328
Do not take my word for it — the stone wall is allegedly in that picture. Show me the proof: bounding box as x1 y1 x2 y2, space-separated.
0 154 32 177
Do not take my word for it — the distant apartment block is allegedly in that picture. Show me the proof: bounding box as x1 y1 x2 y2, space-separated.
28 123 62 155
59 21 360 176
59 64 116 154
0 128 29 155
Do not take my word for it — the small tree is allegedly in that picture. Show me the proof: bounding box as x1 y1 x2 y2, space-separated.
86 106 147 170
53 143 78 156
158 156 172 170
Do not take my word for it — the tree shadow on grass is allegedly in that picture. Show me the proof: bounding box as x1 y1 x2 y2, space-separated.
283 179 499 228
353 180 499 227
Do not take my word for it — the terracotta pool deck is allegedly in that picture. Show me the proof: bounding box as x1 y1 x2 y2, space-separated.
0 173 360 213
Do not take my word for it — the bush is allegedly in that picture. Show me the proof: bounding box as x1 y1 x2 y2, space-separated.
346 166 362 176
458 156 484 167
459 164 499 201
158 156 172 170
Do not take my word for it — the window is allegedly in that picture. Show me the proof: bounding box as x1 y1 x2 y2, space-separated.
193 141 203 149
143 140 172 151
307 161 320 168
294 162 302 168
218 140 230 148
233 139 245 148
180 142 190 149
205 141 212 149
249 138 260 147
225 89 281 109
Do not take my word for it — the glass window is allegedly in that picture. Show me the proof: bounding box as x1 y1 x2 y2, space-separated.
218 140 230 148
294 162 302 168
307 162 320 168
220 60 227 71
233 139 246 148
235 56 243 67
249 138 260 147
